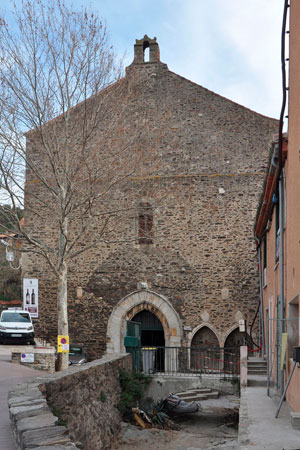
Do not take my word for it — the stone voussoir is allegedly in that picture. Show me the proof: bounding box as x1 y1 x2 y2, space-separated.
22 424 69 448
24 445 79 450
9 397 47 408
16 412 58 434
10 403 51 422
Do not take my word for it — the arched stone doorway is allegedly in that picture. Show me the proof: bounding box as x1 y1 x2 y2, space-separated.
190 325 220 372
106 290 182 354
132 310 165 347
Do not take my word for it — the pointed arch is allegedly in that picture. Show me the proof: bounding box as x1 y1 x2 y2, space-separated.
106 290 182 354
223 324 243 348
188 323 220 372
188 323 221 347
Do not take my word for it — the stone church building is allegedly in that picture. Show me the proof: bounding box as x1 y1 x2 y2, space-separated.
22 36 277 361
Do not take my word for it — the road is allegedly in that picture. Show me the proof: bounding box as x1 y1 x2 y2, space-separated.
0 345 46 450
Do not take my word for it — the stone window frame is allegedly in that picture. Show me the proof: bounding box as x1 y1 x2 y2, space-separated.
138 201 153 244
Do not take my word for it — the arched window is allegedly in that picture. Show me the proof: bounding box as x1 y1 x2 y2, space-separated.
138 202 153 244
144 46 150 62
143 41 150 62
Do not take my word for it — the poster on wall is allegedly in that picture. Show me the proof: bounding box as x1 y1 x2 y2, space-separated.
23 278 38 318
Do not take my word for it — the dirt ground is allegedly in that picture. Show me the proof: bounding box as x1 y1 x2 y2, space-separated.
113 395 239 450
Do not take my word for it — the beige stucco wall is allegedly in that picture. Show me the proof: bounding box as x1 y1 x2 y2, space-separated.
261 212 281 388
261 0 300 412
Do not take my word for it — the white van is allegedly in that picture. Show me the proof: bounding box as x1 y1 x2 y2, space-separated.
0 309 35 345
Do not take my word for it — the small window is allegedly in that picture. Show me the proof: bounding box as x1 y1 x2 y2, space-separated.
263 236 267 287
275 199 280 263
283 169 286 229
263 236 267 269
138 202 153 244
287 296 299 358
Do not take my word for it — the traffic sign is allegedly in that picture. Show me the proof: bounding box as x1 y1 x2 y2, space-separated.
57 335 69 353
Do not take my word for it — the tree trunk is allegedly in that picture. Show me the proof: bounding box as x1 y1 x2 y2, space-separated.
56 218 69 371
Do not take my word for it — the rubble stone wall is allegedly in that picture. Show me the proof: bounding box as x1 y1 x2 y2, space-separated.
22 44 278 358
9 353 131 450
11 347 55 373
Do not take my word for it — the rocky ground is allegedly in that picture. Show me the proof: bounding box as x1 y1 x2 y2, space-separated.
113 395 239 450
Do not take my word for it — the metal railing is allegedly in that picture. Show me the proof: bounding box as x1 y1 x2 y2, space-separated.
127 346 240 377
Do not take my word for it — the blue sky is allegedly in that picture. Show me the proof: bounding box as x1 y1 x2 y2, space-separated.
2 0 285 119
92 0 285 120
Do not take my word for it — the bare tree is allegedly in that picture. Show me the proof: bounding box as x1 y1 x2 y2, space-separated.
0 0 152 370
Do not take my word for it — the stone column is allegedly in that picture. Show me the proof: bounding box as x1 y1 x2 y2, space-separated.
240 345 248 387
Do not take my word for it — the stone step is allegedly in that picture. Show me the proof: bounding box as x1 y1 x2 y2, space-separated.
248 368 267 373
248 361 267 366
177 393 218 401
176 389 219 401
175 388 213 396
248 364 267 368
247 375 267 387
248 365 267 369
248 372 267 376
248 359 267 364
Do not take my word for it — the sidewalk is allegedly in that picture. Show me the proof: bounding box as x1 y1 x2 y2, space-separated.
239 373 300 449
0 346 46 450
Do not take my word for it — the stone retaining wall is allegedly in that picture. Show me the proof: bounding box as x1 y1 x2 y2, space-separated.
144 375 240 401
11 346 56 373
9 353 131 450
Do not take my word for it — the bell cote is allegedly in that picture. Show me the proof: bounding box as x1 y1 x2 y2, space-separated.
133 35 160 64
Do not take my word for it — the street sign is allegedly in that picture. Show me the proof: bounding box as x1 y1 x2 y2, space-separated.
21 353 34 363
57 335 69 353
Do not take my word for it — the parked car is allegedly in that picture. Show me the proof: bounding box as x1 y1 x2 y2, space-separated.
68 344 87 365
0 309 35 345
55 344 88 368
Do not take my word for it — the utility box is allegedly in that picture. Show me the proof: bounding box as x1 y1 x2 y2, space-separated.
124 336 138 347
293 346 300 363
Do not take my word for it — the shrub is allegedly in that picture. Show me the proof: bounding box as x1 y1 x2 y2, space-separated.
118 369 151 420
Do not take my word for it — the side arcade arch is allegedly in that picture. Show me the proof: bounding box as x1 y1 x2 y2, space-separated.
189 323 221 347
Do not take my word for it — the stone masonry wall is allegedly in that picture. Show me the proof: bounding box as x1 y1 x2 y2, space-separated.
11 347 56 373
22 41 278 357
9 353 131 450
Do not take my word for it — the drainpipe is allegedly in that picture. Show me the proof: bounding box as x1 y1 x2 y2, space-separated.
279 174 285 398
277 0 289 399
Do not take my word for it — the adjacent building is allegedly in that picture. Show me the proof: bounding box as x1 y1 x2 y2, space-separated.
255 0 300 414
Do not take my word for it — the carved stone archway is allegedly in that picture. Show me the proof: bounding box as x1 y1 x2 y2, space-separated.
106 290 183 354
